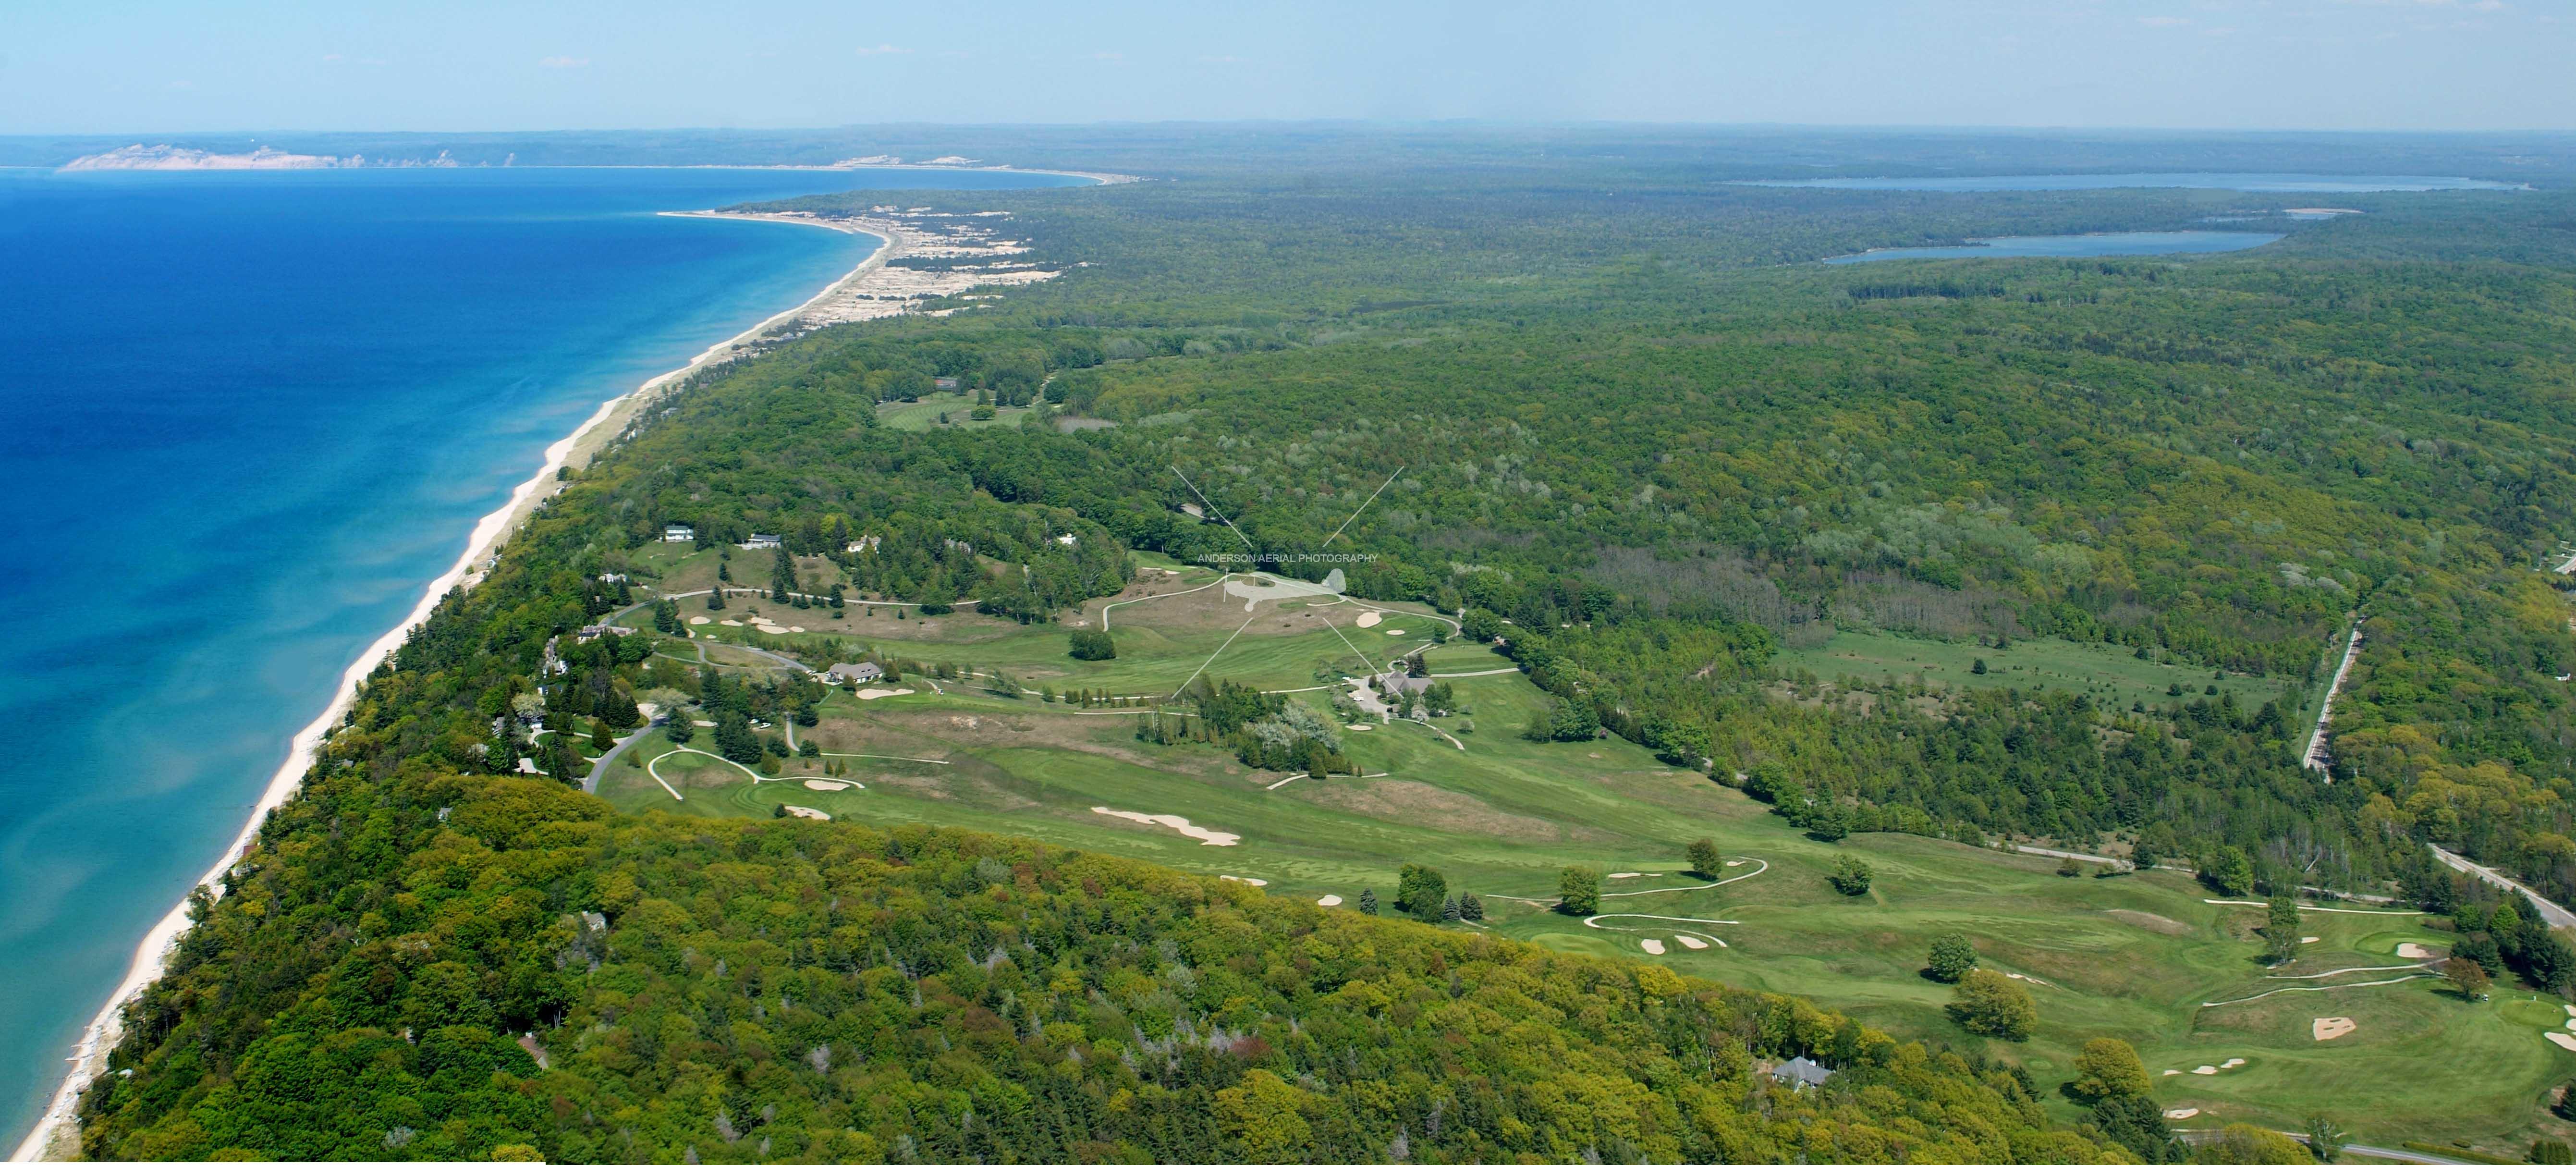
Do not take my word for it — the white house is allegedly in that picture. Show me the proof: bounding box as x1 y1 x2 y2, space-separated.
662 525 695 542
824 662 884 685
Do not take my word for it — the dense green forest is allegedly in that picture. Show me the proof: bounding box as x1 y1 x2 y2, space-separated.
72 128 2576 1159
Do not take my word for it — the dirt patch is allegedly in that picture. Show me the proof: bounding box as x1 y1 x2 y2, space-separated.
2312 1017 2355 1041
1296 779 1569 843
2108 909 2192 936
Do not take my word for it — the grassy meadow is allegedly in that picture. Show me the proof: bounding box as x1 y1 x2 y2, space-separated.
590 564 2573 1151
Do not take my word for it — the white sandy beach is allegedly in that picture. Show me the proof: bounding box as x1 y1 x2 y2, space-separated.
11 199 1065 1163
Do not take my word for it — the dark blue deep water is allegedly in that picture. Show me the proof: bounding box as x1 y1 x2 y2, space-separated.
0 164 1082 1143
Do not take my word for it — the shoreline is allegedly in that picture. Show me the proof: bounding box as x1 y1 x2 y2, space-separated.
8 212 902 1164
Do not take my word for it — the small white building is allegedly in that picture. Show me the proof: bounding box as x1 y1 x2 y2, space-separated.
745 533 783 550
662 525 695 542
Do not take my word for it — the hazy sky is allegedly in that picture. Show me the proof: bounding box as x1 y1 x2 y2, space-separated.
6 0 2570 135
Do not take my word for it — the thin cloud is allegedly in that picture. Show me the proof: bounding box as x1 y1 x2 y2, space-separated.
538 55 589 69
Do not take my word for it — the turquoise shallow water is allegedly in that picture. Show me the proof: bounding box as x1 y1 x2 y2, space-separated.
1823 230 2284 263
0 164 1081 1143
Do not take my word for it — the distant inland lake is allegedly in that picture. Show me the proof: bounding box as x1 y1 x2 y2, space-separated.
1742 172 2522 192
1822 231 2284 264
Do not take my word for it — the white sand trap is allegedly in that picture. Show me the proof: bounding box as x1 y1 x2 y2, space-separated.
689 616 711 625
2003 971 2051 987
1091 807 1241 846
1725 859 1746 867
2549 1032 2576 1053
2397 943 2436 958
2222 1057 2245 1068
1610 872 1646 879
720 619 743 627
693 719 717 727
2563 1018 2574 1031
2191 1066 2219 1075
1639 939 1666 955
1676 935 1709 950
780 805 830 821
2163 1108 2199 1120
2312 1017 2356 1041
1355 611 1382 628
1220 875 1268 886
758 625 787 634
1384 628 1405 636
855 687 915 700
1348 723 1373 731
1317 895 1343 907
2563 1004 2575 1018
2161 1069 2182 1077
2300 936 2320 944
803 779 852 791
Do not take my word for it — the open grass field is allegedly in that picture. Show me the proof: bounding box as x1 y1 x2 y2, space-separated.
586 560 2571 1152
875 390 1032 431
1777 628 2317 715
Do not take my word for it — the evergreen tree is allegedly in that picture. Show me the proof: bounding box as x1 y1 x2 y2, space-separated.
1440 896 1461 923
1357 888 1378 916
1926 933 1979 982
1457 891 1483 921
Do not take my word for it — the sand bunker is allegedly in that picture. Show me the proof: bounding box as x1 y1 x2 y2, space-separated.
2003 971 2051 987
720 619 743 626
2163 1108 2199 1120
2548 1032 2576 1053
780 805 830 821
1676 935 1709 950
803 779 852 791
1091 807 1241 846
689 616 711 625
2396 943 2436 958
1348 723 1373 731
855 687 915 700
693 719 717 727
1317 895 1343 907
2223 1057 2245 1068
1220 875 1268 886
2161 1069 2181 1077
1355 611 1382 628
2191 1066 2219 1075
1725 859 1746 867
2312 1017 2356 1041
1639 939 1666 955
1610 872 1646 879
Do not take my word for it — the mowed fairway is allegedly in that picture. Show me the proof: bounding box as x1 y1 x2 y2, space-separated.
594 576 2575 1149
1777 628 2310 714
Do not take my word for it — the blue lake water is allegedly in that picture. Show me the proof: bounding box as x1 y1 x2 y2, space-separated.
0 164 1084 1147
1824 230 2285 263
1745 172 2521 193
